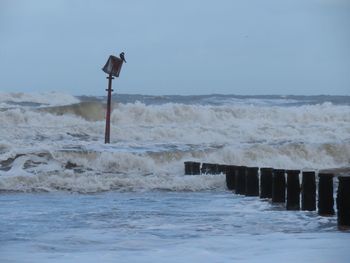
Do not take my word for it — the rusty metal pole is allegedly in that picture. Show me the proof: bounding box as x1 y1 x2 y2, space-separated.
105 73 114 144
102 52 126 144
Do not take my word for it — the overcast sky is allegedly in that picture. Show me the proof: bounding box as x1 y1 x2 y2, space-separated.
1 0 349 96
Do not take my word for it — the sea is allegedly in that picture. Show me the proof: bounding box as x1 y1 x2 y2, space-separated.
0 92 350 262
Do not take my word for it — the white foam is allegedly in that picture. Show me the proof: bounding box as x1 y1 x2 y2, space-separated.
0 100 349 192
0 171 225 193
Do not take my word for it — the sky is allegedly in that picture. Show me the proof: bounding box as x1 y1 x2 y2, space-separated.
0 0 349 96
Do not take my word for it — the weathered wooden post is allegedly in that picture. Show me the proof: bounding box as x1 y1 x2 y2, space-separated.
337 176 350 229
226 165 237 190
245 167 259 196
184 161 200 175
212 164 220 174
201 163 219 174
286 170 300 210
318 173 335 216
301 171 316 211
193 162 201 175
102 52 126 144
218 164 228 175
272 169 286 203
260 167 273 199
235 166 246 195
184 162 191 175
201 163 210 174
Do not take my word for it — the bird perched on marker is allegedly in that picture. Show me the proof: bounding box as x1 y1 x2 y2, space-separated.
119 52 127 63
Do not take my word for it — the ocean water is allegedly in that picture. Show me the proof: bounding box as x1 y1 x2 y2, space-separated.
0 92 350 262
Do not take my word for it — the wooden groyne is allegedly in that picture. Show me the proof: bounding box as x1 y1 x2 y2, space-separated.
184 162 350 230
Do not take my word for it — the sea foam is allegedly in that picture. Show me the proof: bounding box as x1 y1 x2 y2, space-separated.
0 93 349 192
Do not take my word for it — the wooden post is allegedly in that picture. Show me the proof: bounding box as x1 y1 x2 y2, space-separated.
192 162 201 175
226 165 237 190
235 166 246 195
245 167 259 196
201 163 209 174
212 164 220 174
184 161 191 175
301 171 316 211
260 167 273 199
318 173 335 216
105 73 114 144
184 162 200 175
218 164 228 175
272 169 286 203
201 163 218 174
337 176 350 229
286 170 300 210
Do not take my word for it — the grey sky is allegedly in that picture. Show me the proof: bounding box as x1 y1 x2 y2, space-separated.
1 0 349 95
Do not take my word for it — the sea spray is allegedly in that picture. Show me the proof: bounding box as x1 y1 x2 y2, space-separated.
0 93 349 192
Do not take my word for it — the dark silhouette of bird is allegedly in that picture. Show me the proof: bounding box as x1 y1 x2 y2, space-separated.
119 52 127 63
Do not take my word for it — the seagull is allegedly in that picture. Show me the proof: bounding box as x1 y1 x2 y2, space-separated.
119 52 127 63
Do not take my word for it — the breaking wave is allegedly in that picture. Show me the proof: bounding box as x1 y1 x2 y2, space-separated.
0 93 349 192
39 101 106 121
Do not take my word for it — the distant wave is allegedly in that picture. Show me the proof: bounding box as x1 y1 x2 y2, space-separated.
1 92 350 108
80 93 350 106
0 91 80 107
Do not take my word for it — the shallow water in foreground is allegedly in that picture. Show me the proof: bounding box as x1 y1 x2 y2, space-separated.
1 191 349 263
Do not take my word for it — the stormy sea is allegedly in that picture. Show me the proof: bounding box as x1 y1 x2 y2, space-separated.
1 92 349 262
